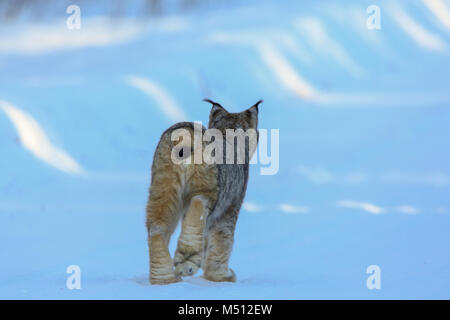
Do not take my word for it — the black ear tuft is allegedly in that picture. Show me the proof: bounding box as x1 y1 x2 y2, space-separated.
252 99 263 112
203 98 225 109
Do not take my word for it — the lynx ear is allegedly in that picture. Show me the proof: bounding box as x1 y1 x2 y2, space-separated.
246 100 262 128
248 99 263 114
204 98 227 117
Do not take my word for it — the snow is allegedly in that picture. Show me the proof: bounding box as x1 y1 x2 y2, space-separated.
0 101 84 175
125 75 189 122
0 0 449 299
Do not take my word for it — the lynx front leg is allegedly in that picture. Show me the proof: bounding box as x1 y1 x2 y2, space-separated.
174 198 205 277
203 212 238 282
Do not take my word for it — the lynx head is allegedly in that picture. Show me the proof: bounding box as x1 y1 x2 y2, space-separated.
203 99 262 163
204 99 262 132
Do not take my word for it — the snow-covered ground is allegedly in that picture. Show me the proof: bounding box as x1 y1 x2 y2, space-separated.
1 0 450 299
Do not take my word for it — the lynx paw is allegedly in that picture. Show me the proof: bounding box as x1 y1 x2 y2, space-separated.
150 274 181 285
174 247 202 277
174 259 200 277
204 268 236 282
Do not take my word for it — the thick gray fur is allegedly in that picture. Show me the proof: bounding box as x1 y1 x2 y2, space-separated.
204 100 260 230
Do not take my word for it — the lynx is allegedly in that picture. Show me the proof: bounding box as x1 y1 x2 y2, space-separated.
145 99 261 284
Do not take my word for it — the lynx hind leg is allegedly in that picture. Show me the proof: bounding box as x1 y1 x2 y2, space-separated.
147 202 180 284
146 174 183 284
203 212 238 282
148 233 179 284
174 197 206 277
